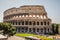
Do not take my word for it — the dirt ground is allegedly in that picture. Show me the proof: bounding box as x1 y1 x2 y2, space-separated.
8 36 26 40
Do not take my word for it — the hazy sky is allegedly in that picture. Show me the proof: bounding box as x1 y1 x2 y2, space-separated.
0 0 60 24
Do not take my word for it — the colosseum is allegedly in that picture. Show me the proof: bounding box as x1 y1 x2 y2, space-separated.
3 5 52 34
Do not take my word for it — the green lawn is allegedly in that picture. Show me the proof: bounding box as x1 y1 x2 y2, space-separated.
15 33 36 37
15 33 54 40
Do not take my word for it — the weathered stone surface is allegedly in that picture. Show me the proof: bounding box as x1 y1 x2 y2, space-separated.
3 5 52 34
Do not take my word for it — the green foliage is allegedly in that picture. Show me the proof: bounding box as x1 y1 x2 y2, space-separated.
0 22 16 37
52 23 58 34
15 33 36 37
15 33 53 40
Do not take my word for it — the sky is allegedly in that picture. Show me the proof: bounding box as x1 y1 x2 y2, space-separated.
0 0 60 24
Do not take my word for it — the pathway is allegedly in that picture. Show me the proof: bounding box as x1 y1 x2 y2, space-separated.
8 36 26 40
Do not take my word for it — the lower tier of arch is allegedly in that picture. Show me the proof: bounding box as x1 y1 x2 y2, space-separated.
15 26 52 34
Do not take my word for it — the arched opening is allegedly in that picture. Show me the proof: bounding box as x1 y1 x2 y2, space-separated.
22 21 24 25
48 22 49 25
19 22 21 25
29 15 32 17
22 15 24 17
29 28 31 32
37 28 39 32
16 22 17 25
26 15 28 17
33 21 36 25
25 27 28 32
25 21 28 25
44 15 46 19
33 28 35 33
21 28 24 32
44 27 46 34
41 22 43 25
37 15 39 17
12 22 14 25
29 21 32 25
44 21 46 25
40 15 43 19
41 28 43 33
33 15 35 17
37 22 39 25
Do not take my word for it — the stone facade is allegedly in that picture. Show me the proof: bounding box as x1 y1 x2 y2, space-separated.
3 5 52 34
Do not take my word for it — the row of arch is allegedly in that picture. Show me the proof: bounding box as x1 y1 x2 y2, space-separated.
14 15 47 18
4 15 47 20
9 21 50 25
16 27 50 34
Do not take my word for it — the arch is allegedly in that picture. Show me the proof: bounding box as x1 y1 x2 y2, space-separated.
33 28 36 33
37 15 39 17
40 15 43 19
19 22 21 25
22 15 24 17
26 15 28 17
29 15 32 17
44 27 46 34
37 21 39 25
29 28 31 32
41 28 43 33
25 21 28 25
19 15 21 17
29 21 32 25
12 21 14 25
41 22 43 25
22 21 24 25
37 28 39 32
33 15 35 17
16 16 18 18
48 22 49 25
16 21 17 25
44 15 46 19
44 21 46 25
33 21 36 25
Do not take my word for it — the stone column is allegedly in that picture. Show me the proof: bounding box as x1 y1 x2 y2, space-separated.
43 21 44 26
32 21 33 26
16 28 19 32
17 21 19 25
43 15 44 19
35 28 36 33
43 28 44 34
16 21 17 25
27 28 29 33
24 20 25 25
49 28 51 33
19 27 20 32
20 21 22 25
36 21 37 26
14 21 15 25
31 28 33 33
46 28 48 33
39 28 41 34
16 28 18 32
28 21 29 26
39 21 40 26
23 28 24 32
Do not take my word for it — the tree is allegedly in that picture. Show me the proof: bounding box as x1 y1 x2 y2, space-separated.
52 23 58 34
55 24 58 34
0 22 16 38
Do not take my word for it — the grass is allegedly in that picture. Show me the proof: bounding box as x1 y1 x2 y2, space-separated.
15 33 36 37
15 33 54 40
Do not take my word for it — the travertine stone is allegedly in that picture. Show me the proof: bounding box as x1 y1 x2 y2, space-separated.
3 5 52 34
